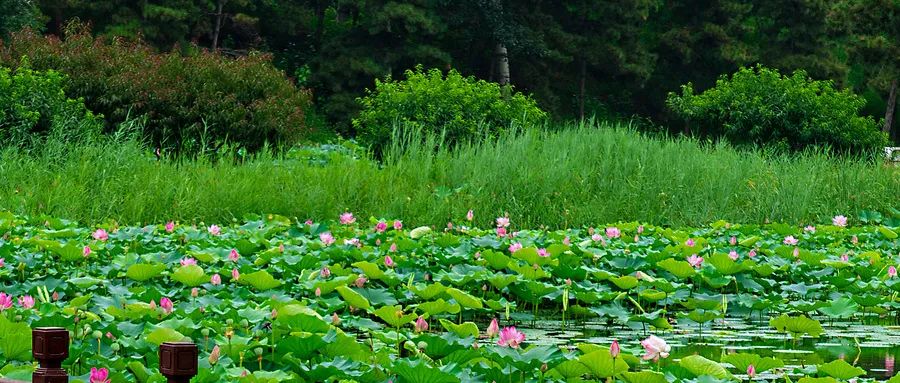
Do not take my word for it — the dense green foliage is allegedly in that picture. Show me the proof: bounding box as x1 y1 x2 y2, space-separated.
354 67 546 151
0 121 895 227
0 212 898 381
0 61 101 146
0 0 42 38
1 0 891 141
0 26 314 152
668 66 887 152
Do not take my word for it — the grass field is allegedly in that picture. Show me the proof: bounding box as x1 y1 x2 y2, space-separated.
0 120 896 227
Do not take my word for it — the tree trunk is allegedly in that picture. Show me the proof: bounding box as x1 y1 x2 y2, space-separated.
212 0 227 51
579 58 586 120
884 79 898 141
494 43 510 86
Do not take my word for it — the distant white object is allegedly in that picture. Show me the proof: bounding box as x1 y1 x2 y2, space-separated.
887 147 900 162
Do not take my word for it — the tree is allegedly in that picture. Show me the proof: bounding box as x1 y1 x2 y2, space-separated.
829 0 900 142
1 0 43 38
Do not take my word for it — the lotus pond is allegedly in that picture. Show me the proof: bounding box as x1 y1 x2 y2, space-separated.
0 211 899 382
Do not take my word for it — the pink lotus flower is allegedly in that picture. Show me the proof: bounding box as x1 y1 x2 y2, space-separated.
384 255 395 268
344 238 361 247
466 210 474 221
92 229 108 241
889 266 897 278
389 243 398 252
160 297 173 314
149 300 157 310
610 340 620 358
180 258 197 266
231 268 240 281
314 287 321 297
18 295 34 309
606 227 621 239
851 235 858 245
393 220 403 230
208 225 221 236
320 232 335 246
685 238 696 247
320 266 331 278
0 258 4 267
640 335 671 361
783 236 798 245
729 236 737 246
190 288 199 298
414 316 428 332
305 219 314 225
0 293 13 310
563 236 570 246
804 225 816 233
496 217 510 228
508 242 523 253
332 312 341 326
728 251 739 261
165 221 175 233
496 227 507 237
340 212 355 225
209 345 221 365
688 254 704 268
228 249 240 262
537 248 549 257
354 275 367 288
841 253 849 262
497 326 525 348
486 318 500 338
638 225 645 234
375 221 387 233
83 246 92 257
792 247 800 258
748 249 757 258
747 364 756 378
271 308 278 319
89 367 110 383
210 274 222 285
833 215 848 227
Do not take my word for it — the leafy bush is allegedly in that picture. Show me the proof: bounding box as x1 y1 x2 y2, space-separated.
0 23 314 152
0 59 102 146
353 66 546 152
667 65 887 153
0 0 42 38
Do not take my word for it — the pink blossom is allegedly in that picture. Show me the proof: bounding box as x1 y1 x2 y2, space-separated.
728 251 739 261
208 225 221 236
89 367 110 383
340 212 355 225
305 219 314 225
748 249 757 258
605 227 621 239
747 364 756 378
640 335 671 361
851 235 858 245
180 258 197 266
314 287 322 297
389 243 398 252
228 249 240 262
210 274 222 285
271 308 278 319
231 268 240 281
190 288 199 298
209 345 221 365
685 238 695 247
320 232 335 246
354 275 367 288
783 236 798 245
792 247 800 258
414 316 429 332
562 236 570 246
508 242 523 253
610 340 620 358
537 248 549 257
729 236 737 246
320 266 331 278
496 227 507 237
92 229 109 241
688 254 703 268
160 297 173 314
165 221 175 233
0 293 12 310
332 312 341 326
0 258 4 267
18 295 34 309
637 225 644 234
393 220 403 230
486 318 500 338
375 221 388 233
496 217 510 228
591 234 602 242
889 266 897 278
841 253 849 262
466 210 474 221
149 300 157 310
832 215 848 227
83 246 92 257
497 326 525 348
384 255 395 268
344 238 361 247
804 225 816 233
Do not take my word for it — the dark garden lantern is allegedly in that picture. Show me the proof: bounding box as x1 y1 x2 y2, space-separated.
159 342 199 383
32 327 70 383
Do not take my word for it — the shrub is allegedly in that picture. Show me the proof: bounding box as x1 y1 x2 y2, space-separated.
0 59 102 146
667 65 887 153
0 23 314 153
353 66 546 152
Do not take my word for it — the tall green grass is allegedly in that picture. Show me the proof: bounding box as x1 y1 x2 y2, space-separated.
0 120 897 227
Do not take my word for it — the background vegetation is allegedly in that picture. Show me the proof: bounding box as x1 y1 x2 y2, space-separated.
0 120 895 227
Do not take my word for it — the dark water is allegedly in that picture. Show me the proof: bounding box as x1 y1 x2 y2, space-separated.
510 318 900 378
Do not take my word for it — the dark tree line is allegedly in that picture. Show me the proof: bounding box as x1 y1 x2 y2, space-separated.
5 0 898 141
